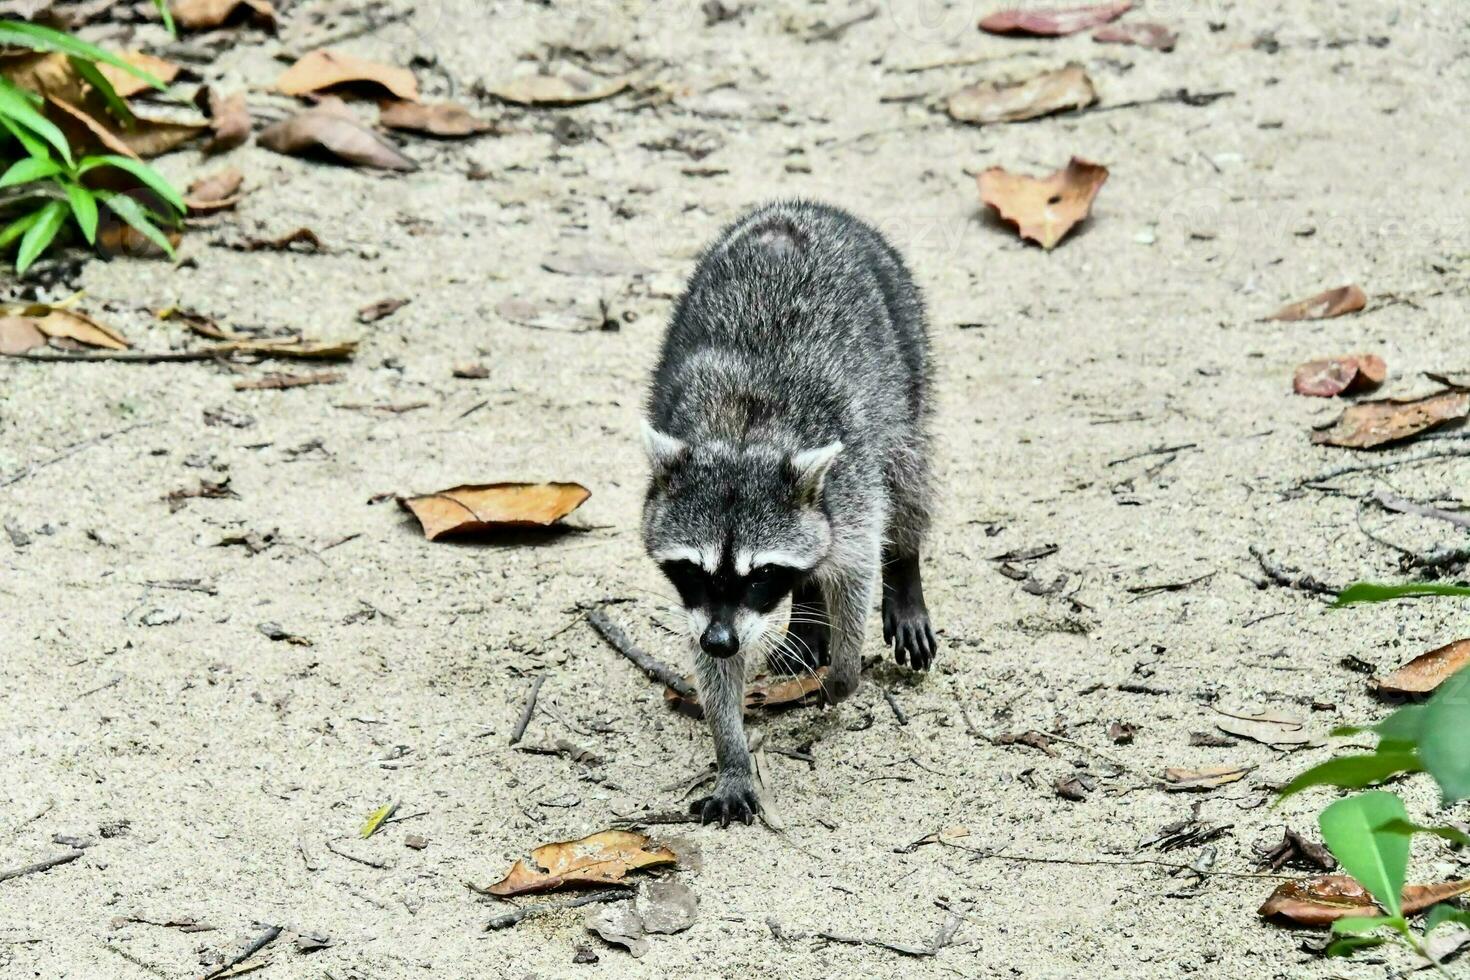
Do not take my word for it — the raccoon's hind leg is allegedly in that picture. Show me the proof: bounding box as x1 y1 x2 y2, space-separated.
767 579 830 675
882 444 937 670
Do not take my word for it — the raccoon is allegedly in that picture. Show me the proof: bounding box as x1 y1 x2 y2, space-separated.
642 200 937 826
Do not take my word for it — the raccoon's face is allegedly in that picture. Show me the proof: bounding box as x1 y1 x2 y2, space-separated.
642 425 838 660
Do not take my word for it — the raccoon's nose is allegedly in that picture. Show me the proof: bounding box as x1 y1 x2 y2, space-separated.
700 621 739 658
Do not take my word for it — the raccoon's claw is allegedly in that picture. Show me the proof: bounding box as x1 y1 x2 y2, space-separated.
691 782 761 828
885 607 937 671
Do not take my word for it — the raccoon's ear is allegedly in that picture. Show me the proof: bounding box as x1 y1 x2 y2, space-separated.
789 441 842 506
642 422 688 473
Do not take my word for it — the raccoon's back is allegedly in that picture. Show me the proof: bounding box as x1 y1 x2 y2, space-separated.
650 200 929 439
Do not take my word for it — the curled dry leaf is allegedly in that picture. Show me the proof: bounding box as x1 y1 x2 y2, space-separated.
977 156 1108 250
1376 638 1470 696
194 86 251 154
488 66 628 106
0 51 87 103
1092 22 1177 50
1212 707 1312 747
171 0 276 32
184 167 244 215
1259 875 1470 927
0 305 129 351
258 101 417 172
49 94 207 159
276 49 418 102
947 64 1096 125
664 668 827 718
480 830 677 897
1163 765 1252 792
1269 284 1367 321
979 1 1131 36
97 52 180 99
378 99 493 137
1310 390 1469 449
1293 354 1386 397
397 483 591 541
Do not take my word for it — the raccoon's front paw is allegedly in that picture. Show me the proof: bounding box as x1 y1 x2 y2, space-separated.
883 602 937 671
691 779 761 828
767 619 829 675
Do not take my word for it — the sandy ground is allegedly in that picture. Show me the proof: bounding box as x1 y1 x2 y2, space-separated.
3 0 1470 977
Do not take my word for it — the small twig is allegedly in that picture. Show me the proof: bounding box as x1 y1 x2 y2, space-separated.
483 889 625 931
1371 489 1470 529
0 850 83 884
509 675 545 746
883 688 910 726
1041 731 1143 776
807 4 877 42
1081 88 1234 116
205 925 282 979
818 911 962 957
1299 447 1470 486
0 422 156 489
1249 545 1339 599
1107 443 1198 467
586 609 695 700
324 840 385 869
945 840 1295 880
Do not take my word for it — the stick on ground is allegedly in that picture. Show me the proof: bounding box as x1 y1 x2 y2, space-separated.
586 609 695 700
484 889 625 931
509 675 545 745
1248 546 1339 599
206 925 282 979
0 849 83 884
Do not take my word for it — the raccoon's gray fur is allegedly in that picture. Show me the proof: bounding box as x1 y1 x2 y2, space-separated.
641 200 937 826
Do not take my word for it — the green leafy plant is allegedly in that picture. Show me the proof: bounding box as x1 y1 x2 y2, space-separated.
0 16 183 274
1281 667 1470 971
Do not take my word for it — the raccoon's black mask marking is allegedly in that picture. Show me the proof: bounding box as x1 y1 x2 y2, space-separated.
660 558 800 617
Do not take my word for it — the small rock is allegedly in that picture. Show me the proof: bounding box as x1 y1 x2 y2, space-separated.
141 608 181 627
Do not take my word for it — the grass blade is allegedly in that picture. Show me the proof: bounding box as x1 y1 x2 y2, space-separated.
0 22 164 90
62 180 97 244
1334 582 1470 606
0 155 62 188
1277 750 1422 799
0 202 45 250
0 78 72 165
15 198 66 274
97 190 176 258
79 154 184 214
69 56 134 125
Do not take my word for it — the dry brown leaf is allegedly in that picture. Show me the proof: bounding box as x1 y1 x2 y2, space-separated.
357 298 408 323
1293 354 1386 397
171 0 275 32
184 167 244 215
50 94 205 159
97 52 179 98
664 668 828 718
0 306 129 350
235 227 324 252
488 68 628 106
122 112 208 158
46 93 136 157
1310 390 1469 449
258 103 417 171
480 830 676 897
1093 21 1178 50
0 317 47 355
193 86 250 154
276 49 418 101
977 156 1108 250
948 64 1097 125
1163 765 1251 792
1269 285 1367 321
1259 875 1470 926
1 51 88 103
378 99 493 137
397 483 591 541
1376 638 1470 696
979 1 1131 36
220 338 356 360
